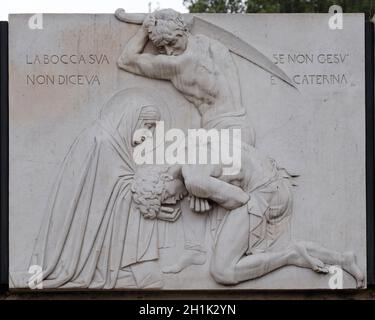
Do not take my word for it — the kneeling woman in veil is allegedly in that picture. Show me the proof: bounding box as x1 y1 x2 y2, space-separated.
24 87 168 289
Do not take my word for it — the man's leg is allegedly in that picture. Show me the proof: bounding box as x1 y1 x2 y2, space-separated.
210 205 294 284
162 198 207 273
297 241 364 288
209 205 249 285
210 206 322 285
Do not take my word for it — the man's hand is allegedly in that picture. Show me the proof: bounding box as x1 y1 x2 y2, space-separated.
190 195 211 213
142 13 155 31
157 206 181 222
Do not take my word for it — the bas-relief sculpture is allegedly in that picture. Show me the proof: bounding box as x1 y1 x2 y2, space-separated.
9 10 366 289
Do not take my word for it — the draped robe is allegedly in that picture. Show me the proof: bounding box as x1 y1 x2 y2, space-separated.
24 88 162 289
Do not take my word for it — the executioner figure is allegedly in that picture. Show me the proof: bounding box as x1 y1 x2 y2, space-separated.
116 8 255 146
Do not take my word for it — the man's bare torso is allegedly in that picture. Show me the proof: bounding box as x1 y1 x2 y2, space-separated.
168 34 243 118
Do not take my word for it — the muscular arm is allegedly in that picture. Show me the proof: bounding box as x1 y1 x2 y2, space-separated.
117 26 179 80
182 165 249 210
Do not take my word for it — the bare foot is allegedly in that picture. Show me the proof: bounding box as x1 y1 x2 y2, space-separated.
162 250 206 274
288 243 329 274
342 252 365 288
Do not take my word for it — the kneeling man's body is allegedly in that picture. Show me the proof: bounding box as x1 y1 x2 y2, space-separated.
181 145 364 288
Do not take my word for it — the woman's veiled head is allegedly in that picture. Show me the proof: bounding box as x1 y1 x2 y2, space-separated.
132 105 161 146
100 87 168 148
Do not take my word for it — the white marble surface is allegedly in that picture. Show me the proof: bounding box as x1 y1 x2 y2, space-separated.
9 13 366 289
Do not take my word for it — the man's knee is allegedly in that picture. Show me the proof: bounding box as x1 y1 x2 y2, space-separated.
209 254 238 285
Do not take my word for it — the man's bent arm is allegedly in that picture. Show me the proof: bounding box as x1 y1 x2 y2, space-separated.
182 166 250 210
117 26 178 80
